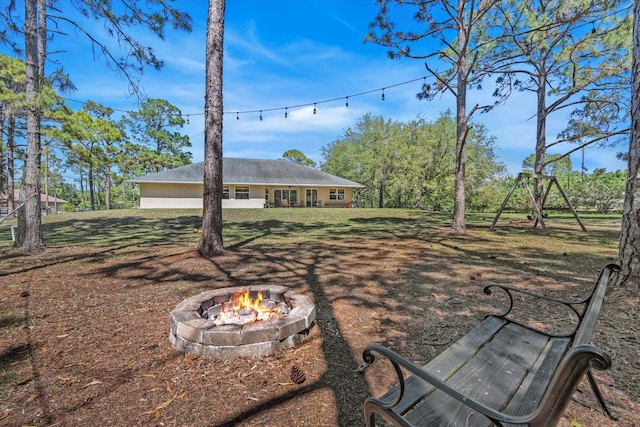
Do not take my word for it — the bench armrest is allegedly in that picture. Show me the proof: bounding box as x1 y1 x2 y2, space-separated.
483 284 584 318
483 264 619 338
361 344 536 426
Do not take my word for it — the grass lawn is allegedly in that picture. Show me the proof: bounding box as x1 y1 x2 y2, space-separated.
0 208 637 426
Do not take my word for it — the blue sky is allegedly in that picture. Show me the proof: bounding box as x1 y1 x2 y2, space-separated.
5 0 629 176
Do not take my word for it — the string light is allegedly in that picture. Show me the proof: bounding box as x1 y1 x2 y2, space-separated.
219 76 427 120
57 6 631 124
62 75 432 122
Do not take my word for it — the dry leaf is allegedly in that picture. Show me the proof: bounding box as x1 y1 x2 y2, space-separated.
184 353 199 363
17 376 33 385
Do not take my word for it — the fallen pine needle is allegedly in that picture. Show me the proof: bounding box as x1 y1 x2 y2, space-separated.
278 382 295 386
82 379 103 388
143 391 182 417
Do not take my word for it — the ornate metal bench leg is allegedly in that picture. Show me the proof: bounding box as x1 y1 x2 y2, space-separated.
586 370 618 421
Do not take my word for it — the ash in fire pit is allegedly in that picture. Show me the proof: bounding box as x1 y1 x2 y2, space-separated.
170 286 315 359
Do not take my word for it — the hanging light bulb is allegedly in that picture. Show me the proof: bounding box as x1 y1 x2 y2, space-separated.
284 107 288 118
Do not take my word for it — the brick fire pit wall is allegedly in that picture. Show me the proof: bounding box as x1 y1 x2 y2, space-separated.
169 286 316 359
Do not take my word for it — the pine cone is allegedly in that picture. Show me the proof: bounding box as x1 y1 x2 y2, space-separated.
290 365 306 384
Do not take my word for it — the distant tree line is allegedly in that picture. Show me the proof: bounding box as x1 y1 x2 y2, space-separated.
321 112 626 213
0 55 192 212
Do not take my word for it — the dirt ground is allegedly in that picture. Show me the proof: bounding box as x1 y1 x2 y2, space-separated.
0 218 638 426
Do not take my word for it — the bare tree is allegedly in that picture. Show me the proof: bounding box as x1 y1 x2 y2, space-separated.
491 0 631 212
198 0 225 256
367 0 499 232
618 1 640 287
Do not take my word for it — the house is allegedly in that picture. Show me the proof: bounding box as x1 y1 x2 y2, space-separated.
129 158 365 209
0 190 68 215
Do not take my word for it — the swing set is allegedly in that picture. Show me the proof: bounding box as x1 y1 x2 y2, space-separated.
490 172 586 234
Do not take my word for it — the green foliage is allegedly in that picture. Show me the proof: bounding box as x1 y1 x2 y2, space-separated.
321 112 505 210
282 149 316 168
490 0 631 180
124 98 192 174
570 169 626 213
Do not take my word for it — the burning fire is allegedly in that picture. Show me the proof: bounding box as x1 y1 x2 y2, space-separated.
212 290 281 326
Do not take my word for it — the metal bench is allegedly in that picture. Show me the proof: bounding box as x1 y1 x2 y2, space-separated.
359 264 620 427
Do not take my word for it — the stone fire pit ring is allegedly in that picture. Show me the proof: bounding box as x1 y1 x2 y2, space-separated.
169 285 316 359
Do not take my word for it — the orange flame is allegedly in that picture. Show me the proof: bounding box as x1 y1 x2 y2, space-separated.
215 290 280 325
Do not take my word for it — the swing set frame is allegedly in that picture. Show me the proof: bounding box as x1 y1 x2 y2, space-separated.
490 173 586 234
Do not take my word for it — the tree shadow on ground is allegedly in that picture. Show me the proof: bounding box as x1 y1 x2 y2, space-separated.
0 210 632 426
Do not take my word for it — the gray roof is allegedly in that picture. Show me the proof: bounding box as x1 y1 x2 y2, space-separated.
130 158 364 188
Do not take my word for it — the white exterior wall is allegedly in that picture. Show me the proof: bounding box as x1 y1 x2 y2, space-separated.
138 183 356 209
139 183 202 209
222 198 265 208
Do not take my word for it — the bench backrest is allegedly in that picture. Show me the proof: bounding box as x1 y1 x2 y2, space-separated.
531 263 618 427
574 263 618 345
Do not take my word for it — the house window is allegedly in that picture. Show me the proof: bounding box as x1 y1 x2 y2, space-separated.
222 186 230 199
235 186 250 199
329 188 345 200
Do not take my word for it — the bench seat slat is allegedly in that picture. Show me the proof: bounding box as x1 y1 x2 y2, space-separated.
504 337 571 423
403 322 552 426
377 316 508 414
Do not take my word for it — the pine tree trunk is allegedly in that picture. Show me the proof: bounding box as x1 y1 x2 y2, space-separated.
89 164 96 210
198 0 225 256
7 115 15 217
105 164 112 210
618 1 640 288
452 7 468 233
534 72 547 214
17 0 45 252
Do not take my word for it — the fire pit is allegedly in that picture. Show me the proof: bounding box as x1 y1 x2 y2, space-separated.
169 286 316 359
